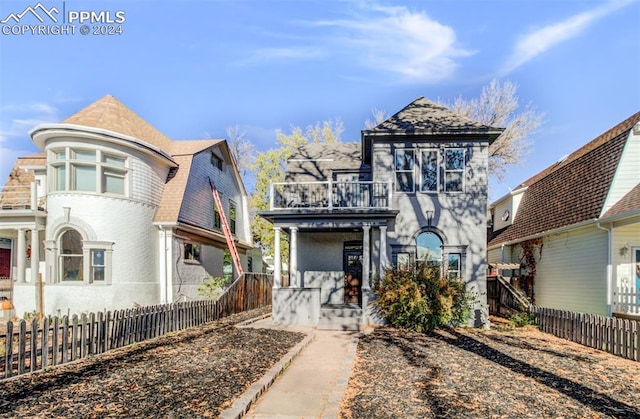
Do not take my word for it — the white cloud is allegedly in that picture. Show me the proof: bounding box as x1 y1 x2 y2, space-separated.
236 47 327 66
501 0 634 74
315 5 472 83
239 4 470 83
0 101 59 143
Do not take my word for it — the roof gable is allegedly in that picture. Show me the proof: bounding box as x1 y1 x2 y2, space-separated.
285 142 362 182
0 154 46 208
366 97 503 135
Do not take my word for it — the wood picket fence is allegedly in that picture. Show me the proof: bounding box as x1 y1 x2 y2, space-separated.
1 273 273 380
532 307 640 362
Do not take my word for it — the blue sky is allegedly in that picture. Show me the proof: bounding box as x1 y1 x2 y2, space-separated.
1 0 638 200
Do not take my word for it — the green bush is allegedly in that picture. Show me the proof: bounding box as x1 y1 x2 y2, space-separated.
197 276 232 301
372 263 475 332
509 311 537 327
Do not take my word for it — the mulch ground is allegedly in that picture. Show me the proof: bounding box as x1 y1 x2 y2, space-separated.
340 317 640 419
0 307 305 418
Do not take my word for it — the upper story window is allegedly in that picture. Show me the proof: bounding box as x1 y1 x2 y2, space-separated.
229 201 237 234
395 147 466 194
395 149 415 192
211 152 224 171
444 149 464 192
49 148 128 196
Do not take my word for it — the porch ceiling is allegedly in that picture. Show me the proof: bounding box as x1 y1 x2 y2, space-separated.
257 208 398 226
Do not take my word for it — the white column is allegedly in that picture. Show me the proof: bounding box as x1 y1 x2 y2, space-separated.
30 228 40 284
289 227 298 288
362 224 371 290
273 227 281 289
16 228 26 283
379 225 388 274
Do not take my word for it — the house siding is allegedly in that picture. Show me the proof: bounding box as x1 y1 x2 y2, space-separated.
602 129 640 215
613 223 640 288
525 226 608 315
179 149 249 243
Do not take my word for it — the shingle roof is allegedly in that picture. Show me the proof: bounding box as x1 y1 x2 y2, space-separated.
285 142 362 182
0 154 46 208
170 139 223 156
154 154 193 223
62 94 174 152
489 112 640 247
603 183 640 218
366 97 503 135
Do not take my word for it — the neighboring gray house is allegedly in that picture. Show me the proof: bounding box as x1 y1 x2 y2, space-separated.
259 97 503 329
0 95 258 318
488 111 640 318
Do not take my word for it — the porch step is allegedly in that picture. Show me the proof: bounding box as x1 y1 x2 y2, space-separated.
318 305 362 331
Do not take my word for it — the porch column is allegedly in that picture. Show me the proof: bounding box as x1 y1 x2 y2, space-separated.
289 227 299 288
273 227 281 289
379 224 388 273
30 228 40 284
16 228 26 283
362 224 371 290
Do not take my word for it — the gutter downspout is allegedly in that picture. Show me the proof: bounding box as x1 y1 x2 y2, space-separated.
595 221 612 316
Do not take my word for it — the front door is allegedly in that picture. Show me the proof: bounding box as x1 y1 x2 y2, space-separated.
343 241 362 304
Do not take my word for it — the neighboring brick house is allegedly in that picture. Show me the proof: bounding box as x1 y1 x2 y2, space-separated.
259 97 503 329
488 111 640 317
0 95 256 317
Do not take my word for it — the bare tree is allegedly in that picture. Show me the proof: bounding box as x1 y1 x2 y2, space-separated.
445 79 544 181
225 125 255 179
364 108 389 129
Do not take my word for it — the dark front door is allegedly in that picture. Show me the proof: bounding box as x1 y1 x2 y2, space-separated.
0 248 11 278
343 241 363 304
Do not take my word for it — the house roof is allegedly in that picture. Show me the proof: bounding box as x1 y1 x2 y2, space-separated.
603 183 640 219
170 139 223 156
0 154 46 208
62 94 174 152
365 97 503 136
489 112 640 247
154 154 193 224
285 142 363 182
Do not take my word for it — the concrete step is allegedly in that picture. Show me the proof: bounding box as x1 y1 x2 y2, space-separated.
318 306 362 331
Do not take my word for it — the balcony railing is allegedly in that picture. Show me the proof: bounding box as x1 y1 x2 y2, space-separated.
269 180 392 210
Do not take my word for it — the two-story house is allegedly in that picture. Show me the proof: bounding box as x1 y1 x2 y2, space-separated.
0 95 256 318
488 112 640 318
259 97 503 329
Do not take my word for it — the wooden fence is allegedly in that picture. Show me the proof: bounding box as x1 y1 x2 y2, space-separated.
1 273 273 380
532 307 640 362
487 276 532 316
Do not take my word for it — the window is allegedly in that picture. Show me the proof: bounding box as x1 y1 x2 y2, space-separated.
396 252 411 270
184 243 201 262
395 149 415 192
91 250 105 281
447 253 461 280
420 150 438 192
211 152 223 171
416 232 442 267
229 201 237 234
444 149 464 192
214 203 221 229
49 148 128 196
59 229 83 281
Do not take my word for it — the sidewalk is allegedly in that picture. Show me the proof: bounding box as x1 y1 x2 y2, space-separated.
220 317 359 419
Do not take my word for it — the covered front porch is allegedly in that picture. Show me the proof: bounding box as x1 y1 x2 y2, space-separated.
267 212 396 330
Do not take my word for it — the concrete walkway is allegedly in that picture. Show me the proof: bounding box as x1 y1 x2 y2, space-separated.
220 317 359 419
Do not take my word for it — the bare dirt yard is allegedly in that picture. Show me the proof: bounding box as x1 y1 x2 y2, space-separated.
2 312 639 418
340 317 640 419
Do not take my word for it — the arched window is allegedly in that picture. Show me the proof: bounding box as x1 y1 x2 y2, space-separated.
60 229 83 281
416 232 442 267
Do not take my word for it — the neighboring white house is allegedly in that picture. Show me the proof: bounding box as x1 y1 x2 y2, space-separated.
0 95 258 318
488 111 640 317
259 97 503 329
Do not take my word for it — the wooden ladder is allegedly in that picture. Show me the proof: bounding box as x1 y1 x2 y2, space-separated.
210 181 244 278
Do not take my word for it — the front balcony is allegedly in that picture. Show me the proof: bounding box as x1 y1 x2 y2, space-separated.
269 181 392 210
0 183 46 212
